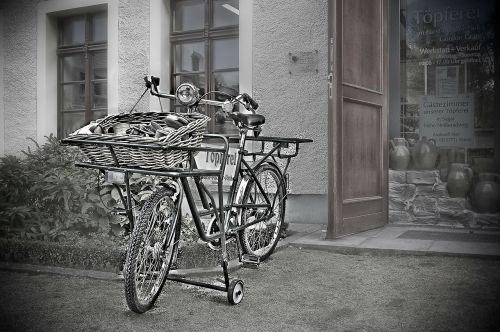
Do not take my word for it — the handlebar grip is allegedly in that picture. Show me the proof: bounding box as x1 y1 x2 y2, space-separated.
144 76 152 89
151 76 160 87
241 93 259 110
151 76 160 92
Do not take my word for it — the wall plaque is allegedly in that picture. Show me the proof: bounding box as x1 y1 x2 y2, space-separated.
288 50 319 75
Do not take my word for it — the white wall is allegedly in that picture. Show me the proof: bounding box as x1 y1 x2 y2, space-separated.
0 9 4 157
3 1 38 155
252 0 329 195
117 0 150 113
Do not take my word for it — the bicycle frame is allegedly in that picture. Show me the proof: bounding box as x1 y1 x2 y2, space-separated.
66 120 311 296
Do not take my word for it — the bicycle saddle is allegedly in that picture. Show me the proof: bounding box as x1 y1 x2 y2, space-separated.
231 113 266 127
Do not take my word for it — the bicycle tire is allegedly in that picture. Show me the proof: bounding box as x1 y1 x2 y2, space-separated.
124 186 180 313
238 163 285 261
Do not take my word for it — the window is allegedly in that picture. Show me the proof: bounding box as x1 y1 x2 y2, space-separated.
171 0 239 134
57 11 107 137
398 0 496 165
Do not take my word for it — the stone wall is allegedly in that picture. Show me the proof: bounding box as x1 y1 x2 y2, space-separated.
389 170 500 228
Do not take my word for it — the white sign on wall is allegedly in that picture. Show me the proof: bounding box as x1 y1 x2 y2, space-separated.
194 144 238 187
420 94 474 146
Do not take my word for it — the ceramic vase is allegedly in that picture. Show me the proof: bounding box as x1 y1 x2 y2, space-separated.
472 173 500 213
389 138 410 170
412 136 438 170
447 163 473 198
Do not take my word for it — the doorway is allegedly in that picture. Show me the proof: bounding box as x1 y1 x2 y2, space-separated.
327 0 389 238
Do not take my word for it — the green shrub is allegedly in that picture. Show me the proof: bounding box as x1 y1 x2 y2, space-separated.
0 135 123 241
0 135 200 246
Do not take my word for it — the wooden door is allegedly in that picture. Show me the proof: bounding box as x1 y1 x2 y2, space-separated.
327 0 388 238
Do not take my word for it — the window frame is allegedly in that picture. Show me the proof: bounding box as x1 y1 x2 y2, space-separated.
170 0 239 134
57 11 108 138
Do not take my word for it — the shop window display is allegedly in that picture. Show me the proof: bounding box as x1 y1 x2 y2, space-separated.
389 0 500 226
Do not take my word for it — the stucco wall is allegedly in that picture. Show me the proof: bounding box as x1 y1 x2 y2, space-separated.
2 0 39 155
0 0 150 155
0 9 5 156
252 0 329 195
117 0 150 113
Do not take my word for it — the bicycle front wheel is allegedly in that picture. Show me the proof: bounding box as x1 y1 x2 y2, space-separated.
239 163 285 261
124 187 180 313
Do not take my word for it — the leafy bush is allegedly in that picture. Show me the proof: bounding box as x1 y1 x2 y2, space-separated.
0 135 201 246
0 135 123 241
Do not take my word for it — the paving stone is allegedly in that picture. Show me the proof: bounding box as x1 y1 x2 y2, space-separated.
389 210 416 224
388 170 406 184
406 170 441 185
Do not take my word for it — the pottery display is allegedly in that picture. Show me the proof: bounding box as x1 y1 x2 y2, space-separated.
389 138 410 170
437 148 450 181
471 173 500 213
412 136 438 170
447 163 473 198
472 157 495 176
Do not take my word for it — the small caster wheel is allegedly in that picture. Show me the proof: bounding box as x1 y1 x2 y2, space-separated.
227 279 244 305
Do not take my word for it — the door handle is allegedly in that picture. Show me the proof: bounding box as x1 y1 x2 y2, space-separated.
327 73 333 83
327 73 333 99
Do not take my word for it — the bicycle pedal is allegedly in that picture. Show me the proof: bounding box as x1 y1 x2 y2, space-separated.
241 254 260 269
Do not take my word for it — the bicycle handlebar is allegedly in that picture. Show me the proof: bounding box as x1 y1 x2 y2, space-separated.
144 76 258 115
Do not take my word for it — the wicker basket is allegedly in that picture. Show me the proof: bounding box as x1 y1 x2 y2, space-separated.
67 112 210 169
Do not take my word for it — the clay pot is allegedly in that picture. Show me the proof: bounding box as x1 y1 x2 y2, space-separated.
389 138 410 170
447 163 473 198
437 147 450 181
472 158 495 176
412 136 438 170
471 173 500 213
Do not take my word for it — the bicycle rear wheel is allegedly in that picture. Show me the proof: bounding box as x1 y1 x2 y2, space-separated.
239 163 285 261
124 187 180 313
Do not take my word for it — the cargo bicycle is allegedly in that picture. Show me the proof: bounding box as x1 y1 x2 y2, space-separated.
63 77 312 313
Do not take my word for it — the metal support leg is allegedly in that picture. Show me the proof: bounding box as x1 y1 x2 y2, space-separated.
217 173 231 289
124 171 135 230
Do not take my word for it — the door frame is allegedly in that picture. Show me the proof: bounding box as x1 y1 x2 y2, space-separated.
327 0 389 239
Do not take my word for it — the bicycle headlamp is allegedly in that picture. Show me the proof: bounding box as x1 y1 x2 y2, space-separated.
222 100 234 113
175 83 200 106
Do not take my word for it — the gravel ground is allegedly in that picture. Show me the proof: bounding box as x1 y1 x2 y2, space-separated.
1 247 500 331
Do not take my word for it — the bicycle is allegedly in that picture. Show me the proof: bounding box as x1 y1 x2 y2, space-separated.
63 76 312 313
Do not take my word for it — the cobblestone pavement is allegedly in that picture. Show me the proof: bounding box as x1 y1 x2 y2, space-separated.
1 247 500 331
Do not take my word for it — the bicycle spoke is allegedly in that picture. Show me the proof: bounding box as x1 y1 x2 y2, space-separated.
125 187 180 311
240 165 284 260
